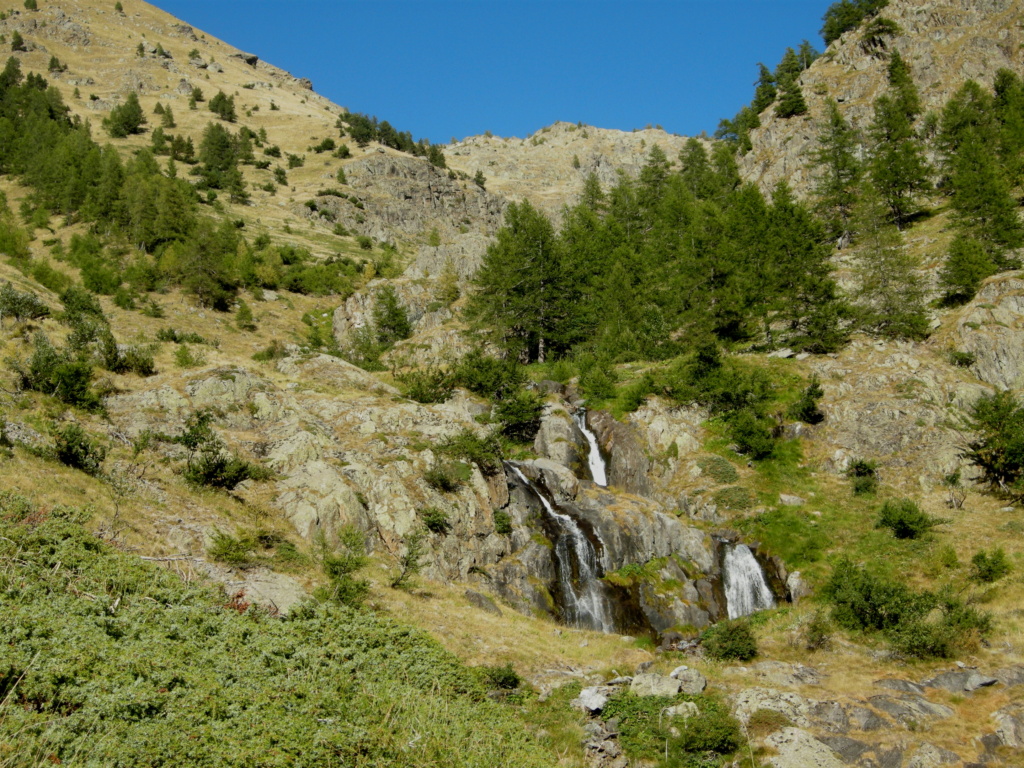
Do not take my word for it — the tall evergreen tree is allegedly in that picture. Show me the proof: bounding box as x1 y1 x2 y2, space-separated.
104 92 146 138
868 90 930 227
851 187 929 339
810 99 863 244
468 200 575 362
774 49 808 118
751 64 777 114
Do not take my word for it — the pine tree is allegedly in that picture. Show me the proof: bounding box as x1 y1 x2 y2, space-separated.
810 99 863 244
940 234 997 305
10 31 26 52
161 103 176 128
104 92 146 138
371 285 412 345
886 50 920 118
751 64 777 114
868 91 930 227
468 200 575 362
235 300 256 331
774 49 808 118
851 187 929 339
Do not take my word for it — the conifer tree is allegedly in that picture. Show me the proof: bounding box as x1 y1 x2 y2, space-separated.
104 92 146 138
868 90 930 227
161 103 176 128
468 200 574 362
774 49 808 118
851 187 928 339
810 98 862 244
751 64 777 114
11 31 26 52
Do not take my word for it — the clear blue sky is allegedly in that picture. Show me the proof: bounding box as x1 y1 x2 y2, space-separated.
152 1 833 144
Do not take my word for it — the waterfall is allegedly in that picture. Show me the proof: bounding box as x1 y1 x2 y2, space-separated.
723 544 776 619
574 409 608 487
507 465 614 632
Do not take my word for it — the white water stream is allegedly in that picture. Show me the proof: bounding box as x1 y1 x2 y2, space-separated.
573 409 608 487
508 465 614 632
723 544 776 619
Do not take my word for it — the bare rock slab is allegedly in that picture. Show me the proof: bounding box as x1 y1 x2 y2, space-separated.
765 728 845 768
630 673 681 697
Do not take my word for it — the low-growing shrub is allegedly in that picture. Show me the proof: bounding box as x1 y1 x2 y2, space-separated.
970 547 1012 583
787 375 825 424
398 367 454 404
479 663 521 690
847 458 878 495
493 510 513 535
494 389 544 443
697 455 739 485
52 422 106 476
421 506 451 534
437 428 502 476
701 619 757 660
207 530 255 567
876 498 946 539
424 462 468 493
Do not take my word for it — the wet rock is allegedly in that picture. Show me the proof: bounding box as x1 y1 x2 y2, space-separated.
922 670 998 693
630 673 681 697
533 405 588 478
867 695 954 727
764 727 845 768
464 589 502 616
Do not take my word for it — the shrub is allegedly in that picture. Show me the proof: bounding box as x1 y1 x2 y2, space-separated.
824 559 933 633
876 498 946 539
697 456 739 485
317 525 370 607
52 422 106 476
424 462 467 493
970 548 1012 583
494 389 544 443
727 408 776 459
493 510 513 535
847 458 878 495
803 610 833 651
438 429 502 476
0 281 50 324
479 663 520 690
701 619 757 660
452 350 525 400
174 344 206 368
207 530 255 567
787 375 825 424
398 367 453 404
948 350 976 368
183 446 271 490
421 506 451 534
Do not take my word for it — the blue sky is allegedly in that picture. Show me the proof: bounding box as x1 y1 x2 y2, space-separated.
153 1 833 144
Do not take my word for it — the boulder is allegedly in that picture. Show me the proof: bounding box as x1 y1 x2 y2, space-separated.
674 668 707 695
764 728 845 768
779 494 805 506
572 686 610 714
867 695 954 726
992 703 1024 748
665 702 699 719
922 670 998 693
630 673 681 697
874 678 927 695
733 688 813 728
464 589 502 616
817 735 871 763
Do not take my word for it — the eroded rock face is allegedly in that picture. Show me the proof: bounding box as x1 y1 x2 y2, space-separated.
764 728 845 768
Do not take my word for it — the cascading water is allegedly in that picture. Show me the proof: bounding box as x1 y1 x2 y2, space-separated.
723 544 776 619
574 409 608 487
507 464 614 632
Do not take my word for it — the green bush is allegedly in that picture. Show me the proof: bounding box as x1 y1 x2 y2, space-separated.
437 428 503 476
0 281 50 324
970 548 1012 583
12 333 101 411
424 462 468 493
398 366 454 404
701 619 758 660
787 375 825 424
183 446 271 490
207 530 255 567
494 389 544 443
727 408 776 459
847 458 878 495
52 423 106 476
697 456 739 485
948 350 977 368
479 663 521 690
493 510 513 535
421 506 451 534
876 498 946 539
